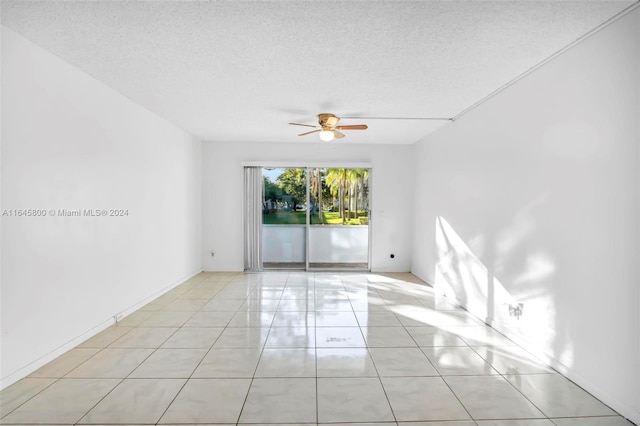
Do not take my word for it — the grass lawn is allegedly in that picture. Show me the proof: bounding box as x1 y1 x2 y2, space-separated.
263 211 368 225
262 211 307 224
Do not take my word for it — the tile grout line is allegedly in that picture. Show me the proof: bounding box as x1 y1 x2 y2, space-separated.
0 377 60 421
235 271 287 425
4 326 139 420
396 282 549 423
72 274 214 425
465 343 554 424
75 301 197 425
313 272 320 426
374 280 476 424
3 271 633 425
347 275 399 425
154 276 237 424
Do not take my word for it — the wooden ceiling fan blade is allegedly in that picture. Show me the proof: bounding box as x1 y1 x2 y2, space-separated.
333 130 345 139
289 122 318 128
298 129 321 136
336 124 368 130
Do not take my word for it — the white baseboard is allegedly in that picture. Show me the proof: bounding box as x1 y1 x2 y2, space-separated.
0 317 114 390
202 268 244 272
493 322 640 426
0 268 202 390
410 270 639 425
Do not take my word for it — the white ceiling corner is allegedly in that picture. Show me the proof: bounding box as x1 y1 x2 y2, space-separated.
1 0 636 144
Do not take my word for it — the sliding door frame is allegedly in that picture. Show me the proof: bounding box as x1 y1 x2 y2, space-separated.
244 161 373 272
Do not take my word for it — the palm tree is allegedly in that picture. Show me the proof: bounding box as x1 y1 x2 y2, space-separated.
325 168 346 222
349 169 362 220
309 168 323 224
352 168 369 221
325 168 369 224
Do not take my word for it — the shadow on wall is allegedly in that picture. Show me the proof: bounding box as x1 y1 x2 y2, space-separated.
434 215 572 368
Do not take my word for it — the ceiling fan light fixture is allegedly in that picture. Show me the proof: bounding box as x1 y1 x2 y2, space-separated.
319 130 335 141
290 114 368 141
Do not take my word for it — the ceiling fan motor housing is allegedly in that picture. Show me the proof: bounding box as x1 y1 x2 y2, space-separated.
318 113 339 128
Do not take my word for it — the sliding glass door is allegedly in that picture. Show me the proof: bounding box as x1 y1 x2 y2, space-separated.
245 166 370 271
307 168 369 270
261 167 307 269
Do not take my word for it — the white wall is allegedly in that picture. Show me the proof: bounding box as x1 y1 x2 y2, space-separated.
202 142 413 272
411 8 640 423
1 27 202 388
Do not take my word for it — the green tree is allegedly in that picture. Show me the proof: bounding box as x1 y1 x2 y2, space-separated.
326 168 369 224
264 176 282 202
326 168 356 223
349 169 369 220
276 168 306 210
325 168 345 222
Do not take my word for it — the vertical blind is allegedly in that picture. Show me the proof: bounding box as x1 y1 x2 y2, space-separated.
243 167 263 271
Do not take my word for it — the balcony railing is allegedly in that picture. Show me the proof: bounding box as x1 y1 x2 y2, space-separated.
262 224 368 264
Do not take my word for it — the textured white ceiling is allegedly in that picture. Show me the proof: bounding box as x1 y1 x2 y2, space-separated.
1 0 636 144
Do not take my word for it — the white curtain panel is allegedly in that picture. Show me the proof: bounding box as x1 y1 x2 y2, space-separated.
244 166 263 271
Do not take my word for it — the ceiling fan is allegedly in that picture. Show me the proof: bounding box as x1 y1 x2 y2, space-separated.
289 113 368 141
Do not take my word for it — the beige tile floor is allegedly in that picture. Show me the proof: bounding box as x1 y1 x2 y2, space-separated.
0 271 635 425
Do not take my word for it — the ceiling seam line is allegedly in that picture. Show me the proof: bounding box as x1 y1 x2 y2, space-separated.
450 0 640 123
341 117 453 121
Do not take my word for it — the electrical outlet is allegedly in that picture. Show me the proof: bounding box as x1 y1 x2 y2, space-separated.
211 250 216 257
509 303 524 320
